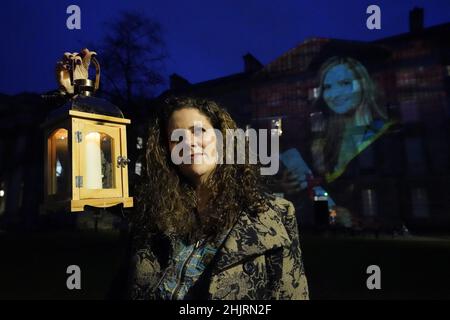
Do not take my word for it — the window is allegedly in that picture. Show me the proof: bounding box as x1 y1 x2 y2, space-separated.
245 124 251 140
311 139 325 173
411 188 429 218
0 181 5 216
135 161 142 176
310 112 325 132
271 118 282 136
136 137 143 150
308 87 319 100
405 138 426 173
396 70 418 87
400 99 420 123
362 189 378 216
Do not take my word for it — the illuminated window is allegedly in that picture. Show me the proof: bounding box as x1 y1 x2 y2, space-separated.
311 139 325 173
271 118 282 136
411 188 429 218
0 182 5 216
135 161 142 176
396 70 418 87
310 112 325 132
245 124 251 140
136 137 143 150
308 87 319 100
314 88 320 98
362 189 377 216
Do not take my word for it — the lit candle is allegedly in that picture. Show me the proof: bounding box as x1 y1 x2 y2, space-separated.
85 132 102 189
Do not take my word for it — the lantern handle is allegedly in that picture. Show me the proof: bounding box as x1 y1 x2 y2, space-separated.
91 55 101 92
72 49 100 92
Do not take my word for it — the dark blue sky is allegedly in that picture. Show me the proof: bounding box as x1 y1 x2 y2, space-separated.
1 0 450 95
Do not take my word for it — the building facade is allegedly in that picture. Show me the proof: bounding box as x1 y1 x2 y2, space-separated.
161 9 450 232
1 8 449 233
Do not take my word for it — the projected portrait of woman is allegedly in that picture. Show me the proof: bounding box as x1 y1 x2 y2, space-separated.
278 56 395 228
312 56 394 182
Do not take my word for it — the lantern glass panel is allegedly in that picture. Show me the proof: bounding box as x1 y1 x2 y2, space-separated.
49 128 69 195
84 131 115 189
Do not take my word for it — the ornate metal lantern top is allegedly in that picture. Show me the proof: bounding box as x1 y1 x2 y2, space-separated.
45 48 125 122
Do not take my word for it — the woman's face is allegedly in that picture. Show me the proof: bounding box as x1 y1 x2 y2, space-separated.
322 63 362 114
167 107 218 186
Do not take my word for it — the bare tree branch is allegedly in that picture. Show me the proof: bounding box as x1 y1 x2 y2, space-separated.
97 11 167 109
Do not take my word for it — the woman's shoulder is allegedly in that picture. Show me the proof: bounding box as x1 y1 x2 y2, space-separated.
258 195 298 237
266 195 296 218
221 195 298 257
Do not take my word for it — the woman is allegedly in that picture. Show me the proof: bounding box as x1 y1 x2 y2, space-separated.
128 97 309 300
276 56 395 229
312 56 394 182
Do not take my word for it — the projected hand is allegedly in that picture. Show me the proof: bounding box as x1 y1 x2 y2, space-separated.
273 167 302 196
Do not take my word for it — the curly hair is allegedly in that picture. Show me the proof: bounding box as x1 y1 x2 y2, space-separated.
132 96 271 245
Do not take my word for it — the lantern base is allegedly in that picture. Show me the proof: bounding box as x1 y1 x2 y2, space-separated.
71 197 133 212
41 197 133 213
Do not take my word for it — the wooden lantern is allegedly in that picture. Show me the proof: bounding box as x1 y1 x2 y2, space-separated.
42 50 133 212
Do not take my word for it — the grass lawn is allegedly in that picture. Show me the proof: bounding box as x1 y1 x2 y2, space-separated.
0 230 449 299
0 230 129 299
301 233 450 299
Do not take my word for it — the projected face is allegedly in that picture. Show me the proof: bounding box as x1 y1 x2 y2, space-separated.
323 63 362 114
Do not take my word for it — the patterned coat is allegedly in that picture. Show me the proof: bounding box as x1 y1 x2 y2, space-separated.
129 197 309 300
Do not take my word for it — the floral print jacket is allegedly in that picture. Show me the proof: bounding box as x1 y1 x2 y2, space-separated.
129 197 309 300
